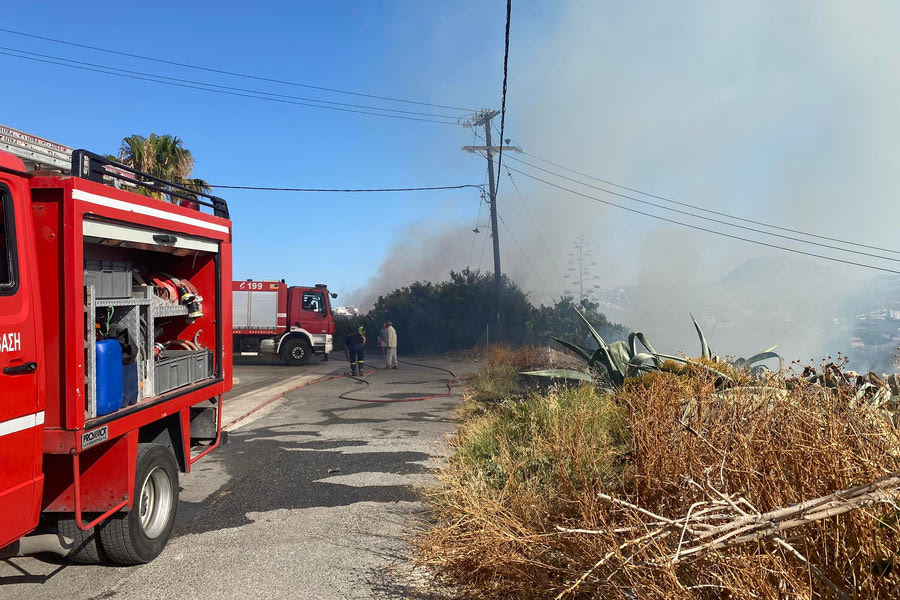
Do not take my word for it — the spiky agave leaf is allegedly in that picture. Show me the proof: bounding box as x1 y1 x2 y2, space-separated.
574 306 610 352
627 352 657 377
691 313 712 360
629 332 662 367
588 346 624 386
520 369 593 382
551 336 594 363
607 340 633 378
734 351 783 371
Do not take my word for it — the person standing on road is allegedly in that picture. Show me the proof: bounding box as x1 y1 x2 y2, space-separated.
378 321 388 362
345 327 366 376
383 321 398 369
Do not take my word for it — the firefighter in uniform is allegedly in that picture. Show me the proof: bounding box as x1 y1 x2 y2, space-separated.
344 327 366 376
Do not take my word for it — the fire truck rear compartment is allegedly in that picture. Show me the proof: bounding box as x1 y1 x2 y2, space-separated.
82 233 220 421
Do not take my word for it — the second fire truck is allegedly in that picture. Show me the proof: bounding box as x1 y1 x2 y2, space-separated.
232 280 336 365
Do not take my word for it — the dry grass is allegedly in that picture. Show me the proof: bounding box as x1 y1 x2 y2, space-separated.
460 345 576 416
416 365 900 599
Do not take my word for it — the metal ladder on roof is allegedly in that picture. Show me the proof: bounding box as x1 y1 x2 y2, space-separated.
0 124 135 189
0 124 73 172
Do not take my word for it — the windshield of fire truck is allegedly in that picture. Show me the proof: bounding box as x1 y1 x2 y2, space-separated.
302 291 325 313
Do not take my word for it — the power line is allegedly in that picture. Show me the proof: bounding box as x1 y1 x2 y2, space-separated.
208 184 483 192
517 150 900 256
468 136 491 271
0 50 460 125
0 27 476 112
505 167 568 291
498 213 556 305
478 225 490 272
506 165 900 275
0 46 465 120
468 192 486 270
504 153 900 264
493 0 512 199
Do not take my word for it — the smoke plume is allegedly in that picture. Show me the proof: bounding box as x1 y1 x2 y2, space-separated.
353 1 900 365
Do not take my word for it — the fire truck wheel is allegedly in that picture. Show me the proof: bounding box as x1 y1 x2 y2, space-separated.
57 516 105 564
281 338 312 365
99 444 179 564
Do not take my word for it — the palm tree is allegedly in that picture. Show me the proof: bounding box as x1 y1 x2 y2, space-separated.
117 134 211 203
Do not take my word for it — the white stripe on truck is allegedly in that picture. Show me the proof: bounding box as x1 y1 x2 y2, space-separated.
0 411 44 438
73 189 230 234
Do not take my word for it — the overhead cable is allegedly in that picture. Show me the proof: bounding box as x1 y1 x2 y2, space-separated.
0 27 476 112
503 154 900 264
0 46 464 120
478 225 490 272
209 184 483 192
505 167 568 291
506 165 900 275
498 214 557 305
0 50 460 125
493 0 512 198
468 193 486 270
516 150 900 256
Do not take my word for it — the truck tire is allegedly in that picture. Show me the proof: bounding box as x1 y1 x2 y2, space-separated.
98 444 179 564
57 516 105 564
281 338 312 365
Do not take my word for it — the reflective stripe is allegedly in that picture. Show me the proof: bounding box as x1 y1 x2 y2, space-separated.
0 411 44 438
73 188 229 234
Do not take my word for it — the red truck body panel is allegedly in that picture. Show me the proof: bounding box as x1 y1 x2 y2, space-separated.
0 153 48 549
232 280 287 334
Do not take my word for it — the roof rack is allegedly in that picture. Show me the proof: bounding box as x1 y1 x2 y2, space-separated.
72 150 229 219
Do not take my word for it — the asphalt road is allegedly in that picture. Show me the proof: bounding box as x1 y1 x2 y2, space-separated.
0 354 473 600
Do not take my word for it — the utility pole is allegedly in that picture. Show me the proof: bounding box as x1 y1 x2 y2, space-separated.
482 111 502 323
461 109 522 325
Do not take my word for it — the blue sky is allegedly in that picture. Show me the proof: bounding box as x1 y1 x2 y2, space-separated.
4 1 900 362
1 1 536 300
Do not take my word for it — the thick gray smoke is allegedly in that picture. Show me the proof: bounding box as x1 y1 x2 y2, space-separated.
350 221 474 309
352 1 900 366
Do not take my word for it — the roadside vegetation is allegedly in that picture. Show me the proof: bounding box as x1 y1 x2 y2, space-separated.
335 269 626 353
415 320 900 599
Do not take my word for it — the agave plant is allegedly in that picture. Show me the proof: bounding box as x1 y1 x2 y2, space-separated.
523 309 781 388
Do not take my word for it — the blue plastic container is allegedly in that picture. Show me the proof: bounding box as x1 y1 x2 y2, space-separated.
96 339 124 416
122 361 138 408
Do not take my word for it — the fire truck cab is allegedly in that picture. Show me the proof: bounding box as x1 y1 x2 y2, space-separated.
0 126 232 564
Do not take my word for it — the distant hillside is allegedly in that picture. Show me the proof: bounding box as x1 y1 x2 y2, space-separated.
592 257 899 372
833 275 900 373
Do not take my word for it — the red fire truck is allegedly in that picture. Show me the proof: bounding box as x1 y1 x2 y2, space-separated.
0 125 232 564
232 279 336 365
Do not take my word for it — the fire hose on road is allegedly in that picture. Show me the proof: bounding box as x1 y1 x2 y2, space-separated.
338 359 458 403
224 360 458 430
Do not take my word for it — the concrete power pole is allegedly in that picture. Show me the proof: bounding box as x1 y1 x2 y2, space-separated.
482 112 502 323
461 109 521 325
